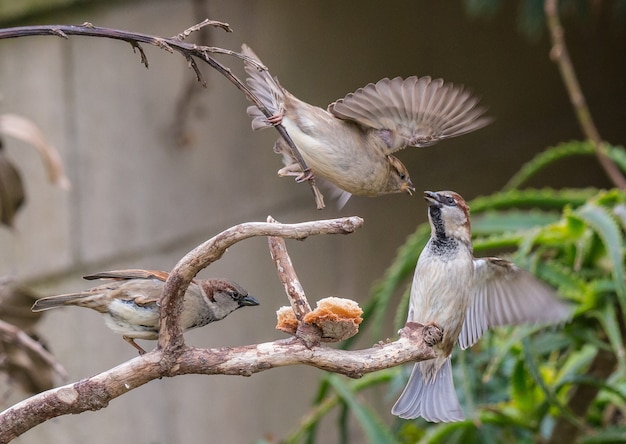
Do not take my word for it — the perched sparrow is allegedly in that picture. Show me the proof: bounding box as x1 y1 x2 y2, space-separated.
392 191 570 422
31 269 259 354
242 45 491 203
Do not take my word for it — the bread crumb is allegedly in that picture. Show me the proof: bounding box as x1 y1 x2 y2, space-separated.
275 306 298 334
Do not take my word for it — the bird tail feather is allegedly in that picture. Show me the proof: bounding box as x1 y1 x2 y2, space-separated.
392 358 464 422
31 293 91 311
241 44 285 130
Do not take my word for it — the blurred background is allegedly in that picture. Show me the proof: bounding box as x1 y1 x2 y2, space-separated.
0 0 624 442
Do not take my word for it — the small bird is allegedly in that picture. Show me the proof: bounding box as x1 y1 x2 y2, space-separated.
31 269 259 354
242 45 491 204
391 191 570 422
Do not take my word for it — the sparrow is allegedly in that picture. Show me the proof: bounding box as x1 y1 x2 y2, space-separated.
31 269 259 354
242 45 491 203
391 191 570 422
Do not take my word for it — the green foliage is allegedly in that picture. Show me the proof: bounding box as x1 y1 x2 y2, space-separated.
284 140 626 443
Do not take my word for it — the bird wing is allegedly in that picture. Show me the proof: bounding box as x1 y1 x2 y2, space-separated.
83 269 170 282
458 257 571 350
328 76 491 153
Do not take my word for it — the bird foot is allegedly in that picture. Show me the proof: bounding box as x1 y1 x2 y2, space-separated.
278 166 315 183
265 112 284 126
295 168 314 183
422 322 443 347
123 336 147 355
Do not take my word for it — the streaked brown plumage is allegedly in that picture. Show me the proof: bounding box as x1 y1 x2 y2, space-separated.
242 45 492 204
392 191 570 422
32 269 259 354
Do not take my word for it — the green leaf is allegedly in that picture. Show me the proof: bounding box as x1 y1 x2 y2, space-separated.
591 304 626 376
327 374 397 444
470 188 598 213
554 345 596 387
522 337 582 428
504 142 626 190
511 359 535 414
417 421 476 444
472 210 561 235
575 203 626 309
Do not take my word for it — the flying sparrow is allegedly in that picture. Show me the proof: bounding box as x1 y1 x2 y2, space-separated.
31 269 259 354
242 45 491 204
391 191 570 422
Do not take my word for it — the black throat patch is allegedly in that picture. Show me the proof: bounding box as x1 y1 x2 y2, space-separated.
428 206 459 256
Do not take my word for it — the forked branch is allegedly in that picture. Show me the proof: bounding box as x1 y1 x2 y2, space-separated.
0 20 325 208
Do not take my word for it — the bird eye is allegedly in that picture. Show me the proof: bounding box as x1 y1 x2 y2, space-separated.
399 173 406 180
446 196 456 205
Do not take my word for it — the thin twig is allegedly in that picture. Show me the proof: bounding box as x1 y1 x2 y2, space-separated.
0 21 325 208
544 0 626 189
171 0 212 147
172 18 230 41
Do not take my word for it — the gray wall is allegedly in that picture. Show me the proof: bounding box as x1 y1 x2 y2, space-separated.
0 0 623 442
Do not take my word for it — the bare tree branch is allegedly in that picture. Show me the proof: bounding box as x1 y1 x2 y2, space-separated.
544 0 626 189
0 216 440 442
0 21 325 208
0 325 434 442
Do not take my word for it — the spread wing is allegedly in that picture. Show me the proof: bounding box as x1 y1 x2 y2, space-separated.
458 258 571 350
328 76 491 153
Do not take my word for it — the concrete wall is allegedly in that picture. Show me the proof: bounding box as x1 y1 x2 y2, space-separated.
0 0 624 442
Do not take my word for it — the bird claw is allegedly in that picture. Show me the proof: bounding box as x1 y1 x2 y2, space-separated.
265 112 284 126
295 169 314 183
422 322 443 346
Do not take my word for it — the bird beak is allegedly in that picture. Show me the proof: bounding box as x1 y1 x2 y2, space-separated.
423 190 440 206
240 295 260 307
402 181 415 195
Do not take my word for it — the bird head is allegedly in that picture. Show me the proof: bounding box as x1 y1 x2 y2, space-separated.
202 280 259 320
423 190 471 246
385 156 415 195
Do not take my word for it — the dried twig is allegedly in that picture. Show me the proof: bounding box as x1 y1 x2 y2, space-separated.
544 0 626 188
171 0 213 148
0 21 325 208
172 18 229 41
